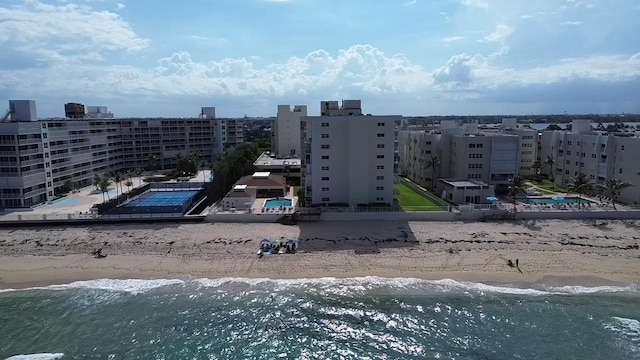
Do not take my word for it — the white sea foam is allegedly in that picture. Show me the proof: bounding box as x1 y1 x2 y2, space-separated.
544 284 640 295
195 276 553 295
4 353 64 360
0 279 184 294
1 277 637 296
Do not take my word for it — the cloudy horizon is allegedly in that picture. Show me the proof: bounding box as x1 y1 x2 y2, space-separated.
1 0 639 118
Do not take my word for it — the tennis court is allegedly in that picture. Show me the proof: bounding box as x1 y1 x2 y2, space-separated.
136 191 198 207
109 190 201 215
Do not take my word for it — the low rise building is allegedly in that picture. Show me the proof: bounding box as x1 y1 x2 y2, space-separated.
437 179 495 205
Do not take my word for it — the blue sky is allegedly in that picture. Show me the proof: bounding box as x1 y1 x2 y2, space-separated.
1 0 639 118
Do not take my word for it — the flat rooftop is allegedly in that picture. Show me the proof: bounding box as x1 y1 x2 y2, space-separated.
254 152 301 167
441 180 490 188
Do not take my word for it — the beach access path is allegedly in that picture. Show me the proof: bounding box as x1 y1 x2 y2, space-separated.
0 220 638 289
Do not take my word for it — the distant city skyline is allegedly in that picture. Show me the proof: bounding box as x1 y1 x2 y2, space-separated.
1 0 639 118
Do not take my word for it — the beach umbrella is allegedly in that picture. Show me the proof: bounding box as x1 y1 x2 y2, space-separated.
260 237 271 244
551 196 565 201
486 196 499 201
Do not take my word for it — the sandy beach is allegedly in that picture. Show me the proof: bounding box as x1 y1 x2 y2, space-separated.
0 219 639 289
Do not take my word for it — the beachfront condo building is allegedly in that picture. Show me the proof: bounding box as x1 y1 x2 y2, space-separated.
0 100 246 208
300 100 399 207
399 119 521 193
273 105 307 157
501 118 540 177
540 119 640 205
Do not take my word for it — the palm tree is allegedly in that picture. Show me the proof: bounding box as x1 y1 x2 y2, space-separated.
596 179 633 209
109 171 122 202
147 153 160 171
424 154 441 189
135 168 144 186
567 173 593 207
124 179 133 192
532 160 542 178
93 174 101 191
508 175 528 212
98 178 112 202
544 155 556 181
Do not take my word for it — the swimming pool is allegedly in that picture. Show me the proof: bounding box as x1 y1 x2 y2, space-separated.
524 197 592 205
264 198 292 208
50 197 81 206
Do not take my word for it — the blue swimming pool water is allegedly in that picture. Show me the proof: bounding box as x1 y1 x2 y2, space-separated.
264 198 292 208
50 197 81 206
524 197 592 205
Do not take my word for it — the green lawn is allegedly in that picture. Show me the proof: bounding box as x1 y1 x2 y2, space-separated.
394 183 445 211
529 178 567 193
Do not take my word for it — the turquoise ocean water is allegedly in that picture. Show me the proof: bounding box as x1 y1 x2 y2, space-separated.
1 277 639 359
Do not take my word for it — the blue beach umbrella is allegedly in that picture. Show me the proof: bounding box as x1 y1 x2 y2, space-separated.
486 196 499 201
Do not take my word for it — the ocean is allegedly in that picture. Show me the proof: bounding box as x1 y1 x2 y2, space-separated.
1 277 639 360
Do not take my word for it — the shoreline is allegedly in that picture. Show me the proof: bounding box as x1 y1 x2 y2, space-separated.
1 220 639 290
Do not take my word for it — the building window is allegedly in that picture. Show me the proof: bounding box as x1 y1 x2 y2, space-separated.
321 122 329 127
377 144 384 148
568 141 572 145
321 155 329 160
376 197 384 201
591 154 596 158
377 133 385 137
468 154 483 159
376 186 384 191
321 144 330 149
321 166 329 171
321 197 330 202
321 177 330 181
566 151 571 155
377 122 385 126
41 123 47 129
376 176 384 180
426 141 431 145
376 165 385 169
621 145 625 151
376 155 384 159
322 187 329 191
620 168 623 174
321 134 329 138
565 170 570 175
469 144 476 148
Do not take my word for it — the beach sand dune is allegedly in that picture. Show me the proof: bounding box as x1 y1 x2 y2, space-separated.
0 219 638 288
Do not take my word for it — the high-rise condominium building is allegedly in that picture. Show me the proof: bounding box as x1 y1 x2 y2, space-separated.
0 100 246 208
273 105 307 157
399 119 520 193
301 100 399 207
540 119 640 205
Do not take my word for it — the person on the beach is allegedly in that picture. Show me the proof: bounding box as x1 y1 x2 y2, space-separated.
516 259 519 267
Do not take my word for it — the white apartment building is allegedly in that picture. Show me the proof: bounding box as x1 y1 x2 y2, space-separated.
273 105 307 156
540 119 640 205
398 119 520 194
85 106 114 119
301 100 399 206
0 100 247 208
501 118 539 176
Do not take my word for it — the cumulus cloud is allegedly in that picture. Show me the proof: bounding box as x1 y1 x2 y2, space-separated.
483 24 514 43
0 1 147 64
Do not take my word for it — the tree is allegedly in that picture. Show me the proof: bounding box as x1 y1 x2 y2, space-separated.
109 171 122 202
135 168 144 186
93 174 102 191
546 124 562 131
544 156 556 181
532 160 542 177
124 180 133 192
63 180 76 194
147 153 160 171
508 175 528 212
98 178 112 203
596 179 633 209
567 173 593 207
424 154 441 190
